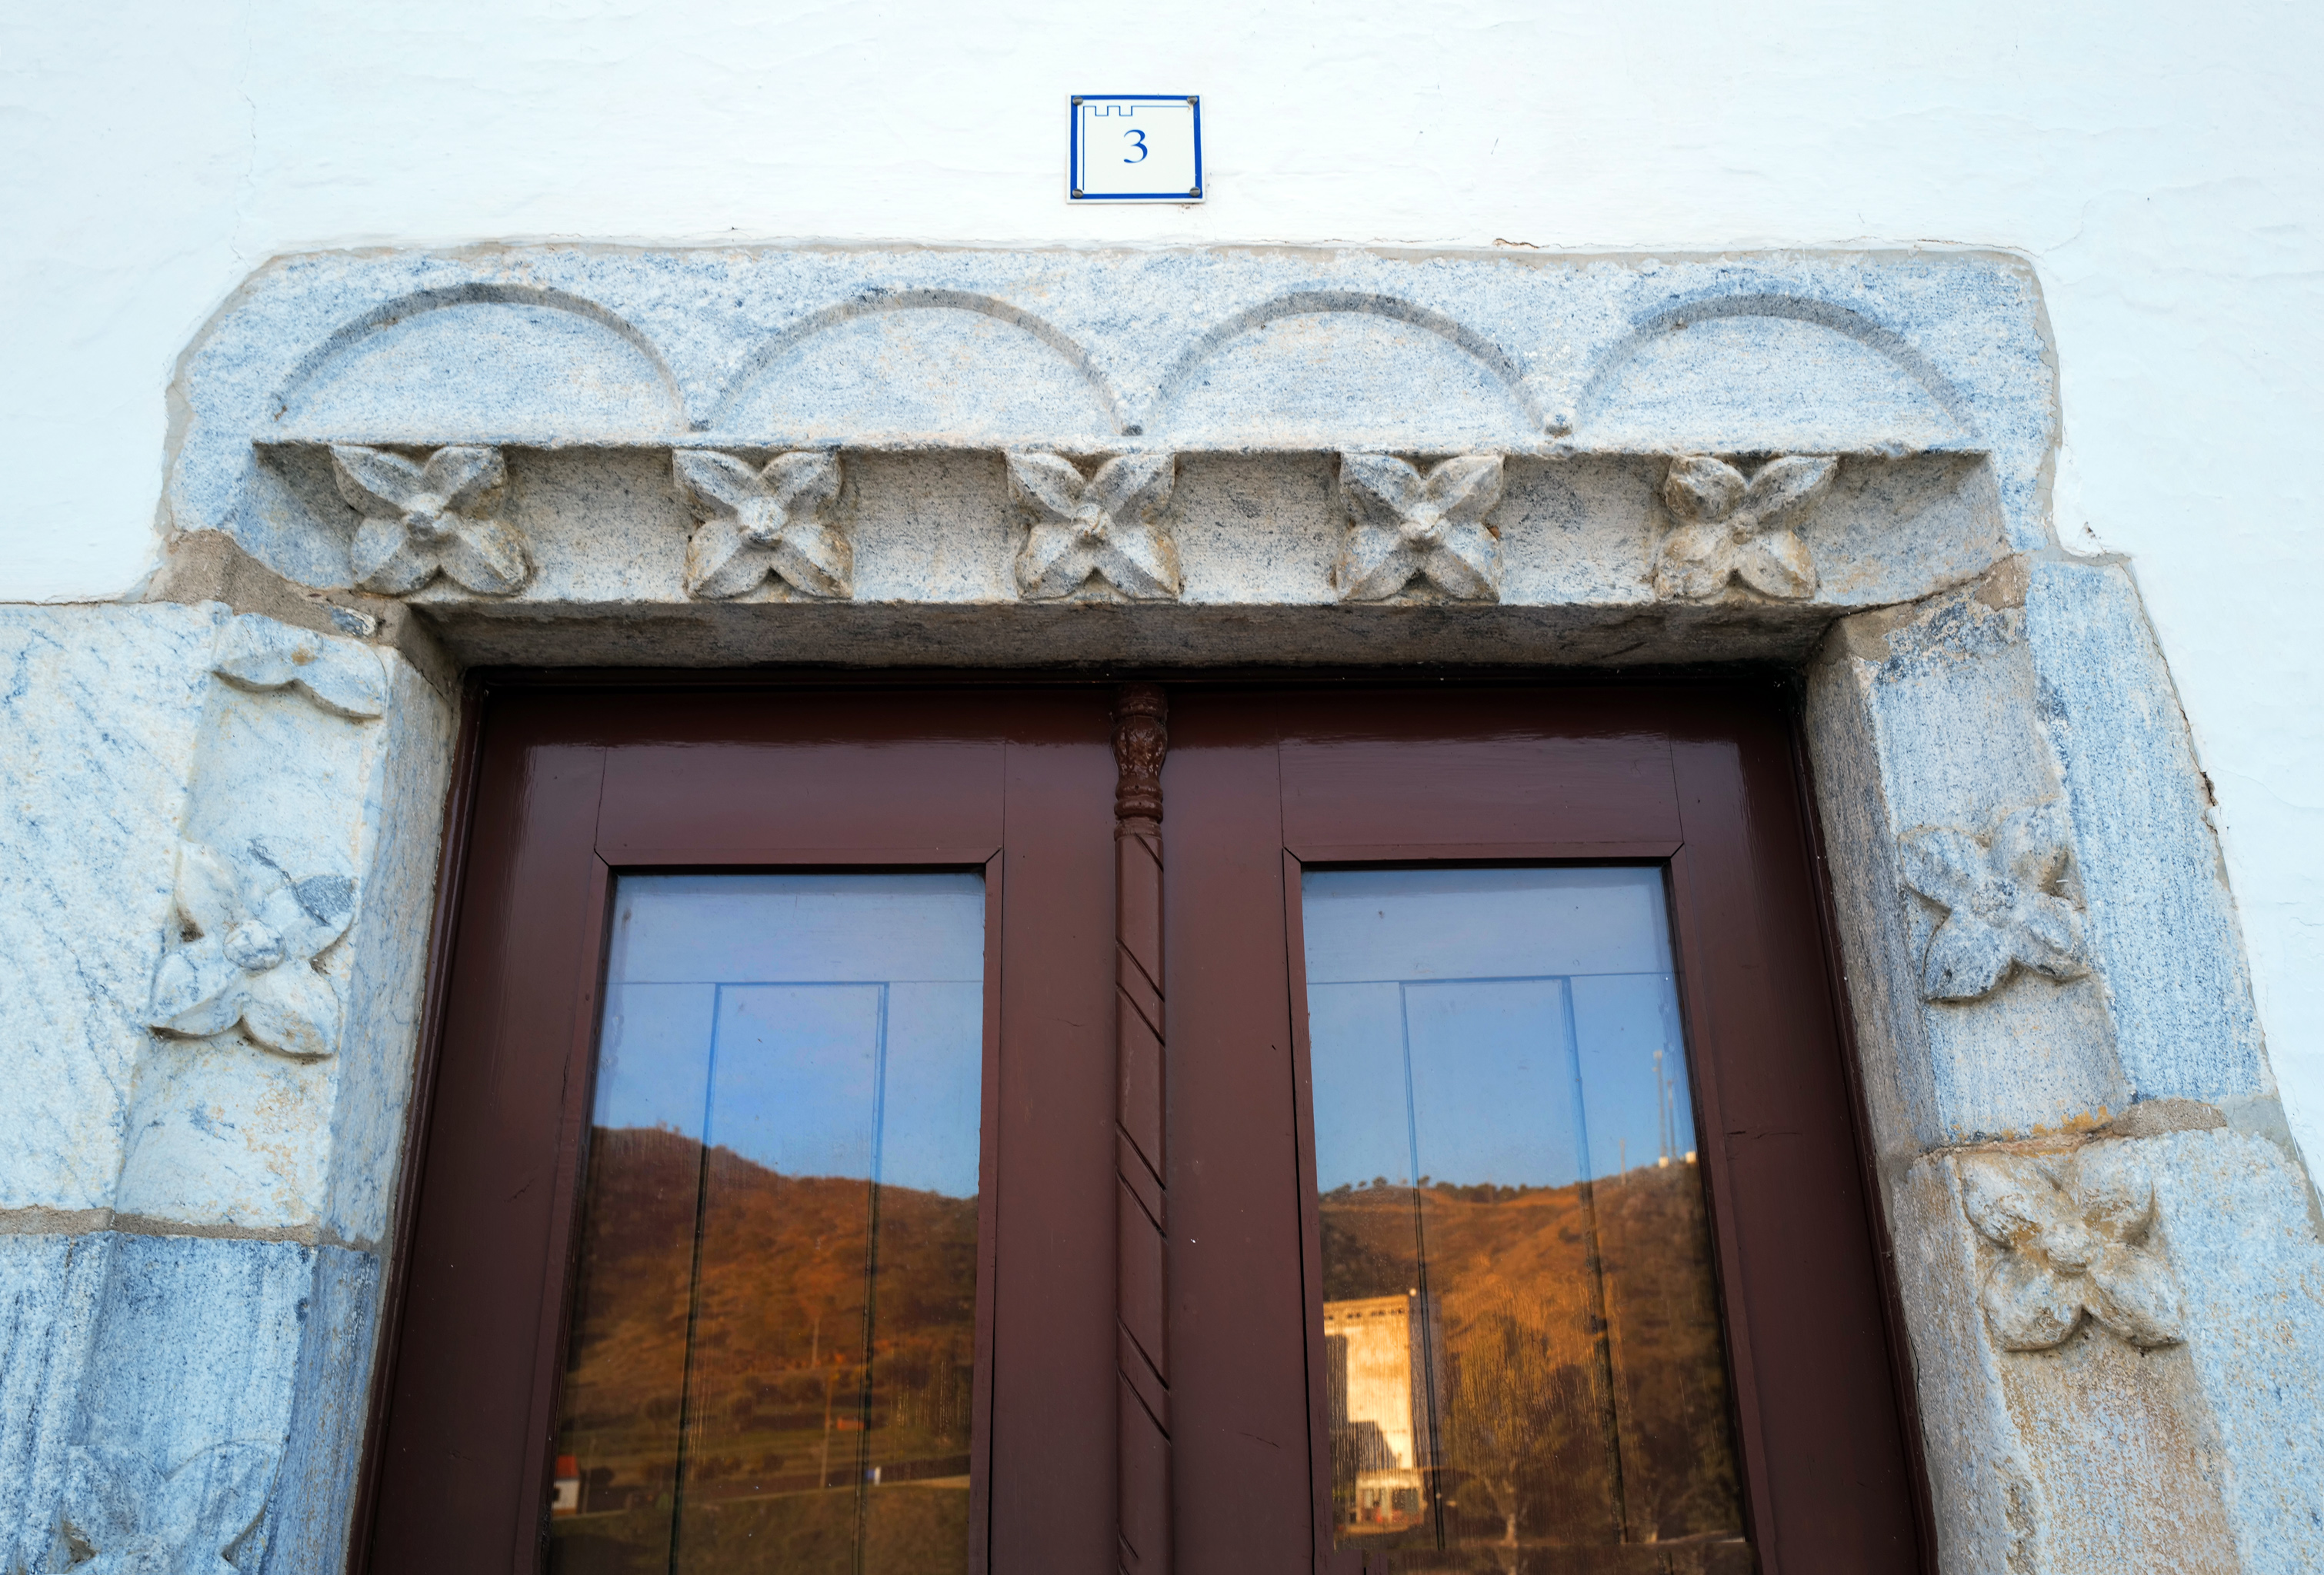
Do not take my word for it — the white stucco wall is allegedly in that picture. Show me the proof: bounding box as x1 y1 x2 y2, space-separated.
4 0 2319 1167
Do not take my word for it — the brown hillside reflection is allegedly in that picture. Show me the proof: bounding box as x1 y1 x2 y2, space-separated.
1319 1164 1746 1573
548 1127 976 1575
1302 866 1752 1574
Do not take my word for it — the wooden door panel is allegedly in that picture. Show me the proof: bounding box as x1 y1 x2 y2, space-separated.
1665 711 1923 1570
1168 681 1923 1575
370 722 609 1572
364 686 1116 1575
1277 690 1682 853
1162 697 1315 1575
592 691 1007 861
986 696 1119 1575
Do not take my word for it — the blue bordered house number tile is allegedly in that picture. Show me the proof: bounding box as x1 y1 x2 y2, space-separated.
1069 95 1203 202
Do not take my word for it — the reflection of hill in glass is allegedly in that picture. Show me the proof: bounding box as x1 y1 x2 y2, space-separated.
549 1126 975 1575
1321 1164 1746 1570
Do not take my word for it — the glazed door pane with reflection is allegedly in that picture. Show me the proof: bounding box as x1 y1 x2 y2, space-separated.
1303 867 1746 1573
550 873 985 1575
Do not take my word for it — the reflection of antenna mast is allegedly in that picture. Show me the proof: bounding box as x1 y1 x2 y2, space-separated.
1652 1048 1669 1164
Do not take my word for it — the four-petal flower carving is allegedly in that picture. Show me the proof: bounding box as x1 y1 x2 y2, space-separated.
1653 455 1835 601
1958 1146 2183 1350
146 840 356 1060
329 445 531 596
1900 801 2089 1002
1008 451 1181 600
60 1441 276 1575
672 450 852 599
1334 452 1503 602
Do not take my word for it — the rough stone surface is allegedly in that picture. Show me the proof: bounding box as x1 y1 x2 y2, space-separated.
0 601 450 1574
1808 572 2126 1152
0 606 217 1213
0 1233 109 1572
2148 1129 2324 1572
324 659 454 1247
2027 560 2267 1103
260 1244 382 1575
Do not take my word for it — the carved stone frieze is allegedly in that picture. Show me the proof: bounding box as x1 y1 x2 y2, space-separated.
145 838 357 1060
59 1440 277 1574
672 448 851 599
1958 1145 2183 1351
1334 452 1502 602
1653 454 1834 601
1007 451 1181 601
209 613 385 719
1900 801 2089 1002
328 445 530 596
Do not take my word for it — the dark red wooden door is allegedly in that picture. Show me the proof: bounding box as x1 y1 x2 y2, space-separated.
1163 683 1924 1574
361 678 1924 1575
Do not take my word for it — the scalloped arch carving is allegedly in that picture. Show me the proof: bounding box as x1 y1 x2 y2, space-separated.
704 289 1128 439
1572 293 1975 454
1144 290 1546 444
272 284 685 441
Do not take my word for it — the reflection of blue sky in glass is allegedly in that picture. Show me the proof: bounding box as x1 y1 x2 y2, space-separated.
1304 867 1692 1190
592 873 985 1197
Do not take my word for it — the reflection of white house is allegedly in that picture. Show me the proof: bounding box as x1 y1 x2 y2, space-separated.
1323 1294 1440 1531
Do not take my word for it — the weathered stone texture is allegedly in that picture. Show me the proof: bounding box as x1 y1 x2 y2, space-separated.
0 608 215 1213
2027 561 2267 1103
0 601 450 1573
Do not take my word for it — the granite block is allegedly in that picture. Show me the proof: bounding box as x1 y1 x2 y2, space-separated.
2028 561 2268 1101
0 605 219 1212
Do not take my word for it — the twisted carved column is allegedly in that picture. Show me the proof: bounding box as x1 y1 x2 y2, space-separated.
1112 685 1171 1575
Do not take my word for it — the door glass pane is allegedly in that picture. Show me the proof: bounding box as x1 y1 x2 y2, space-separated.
549 873 985 1575
1302 867 1747 1573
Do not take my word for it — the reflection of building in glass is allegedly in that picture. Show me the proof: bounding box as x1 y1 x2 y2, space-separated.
1323 1292 1442 1533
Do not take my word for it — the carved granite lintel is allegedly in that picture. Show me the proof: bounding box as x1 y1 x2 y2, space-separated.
145 839 355 1060
672 449 851 599
209 613 385 719
1959 1145 2183 1351
1900 801 2089 1002
1654 455 1835 601
1008 451 1181 601
58 1440 276 1574
1334 452 1502 602
328 445 530 596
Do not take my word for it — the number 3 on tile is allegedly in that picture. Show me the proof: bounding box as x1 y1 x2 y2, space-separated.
1069 95 1202 202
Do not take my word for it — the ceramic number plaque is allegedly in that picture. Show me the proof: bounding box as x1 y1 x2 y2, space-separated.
1069 95 1202 201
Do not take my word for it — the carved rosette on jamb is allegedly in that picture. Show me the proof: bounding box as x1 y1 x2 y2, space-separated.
1958 1145 2183 1352
145 837 358 1060
1899 801 2089 1004
1112 684 1172 1575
